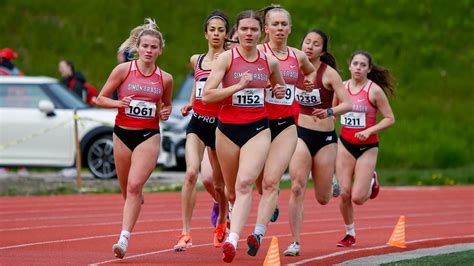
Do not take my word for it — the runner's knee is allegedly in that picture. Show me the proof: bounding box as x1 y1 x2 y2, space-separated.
291 183 305 198
262 178 279 194
184 168 199 185
351 193 368 205
236 179 253 194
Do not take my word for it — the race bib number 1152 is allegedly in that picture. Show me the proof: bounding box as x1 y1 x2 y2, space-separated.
232 88 264 107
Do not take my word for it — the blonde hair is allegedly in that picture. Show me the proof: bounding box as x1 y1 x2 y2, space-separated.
257 4 292 42
118 18 165 59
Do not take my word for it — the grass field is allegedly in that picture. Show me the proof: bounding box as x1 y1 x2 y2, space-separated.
1 0 473 171
381 249 474 265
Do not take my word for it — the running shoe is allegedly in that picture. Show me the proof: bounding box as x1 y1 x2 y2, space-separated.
174 233 192 252
270 206 280 222
336 234 356 247
271 188 281 222
369 171 379 199
213 224 227 247
211 202 219 227
222 241 236 263
332 175 341 197
246 233 262 256
112 241 128 259
283 242 300 256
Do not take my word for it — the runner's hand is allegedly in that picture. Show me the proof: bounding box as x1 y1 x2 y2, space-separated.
160 104 172 121
119 95 134 108
181 103 193 117
303 79 314 92
273 84 286 99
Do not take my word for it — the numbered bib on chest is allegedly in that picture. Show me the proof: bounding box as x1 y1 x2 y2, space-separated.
126 100 156 119
295 88 321 106
341 112 366 128
232 88 264 107
265 84 294 105
195 81 206 99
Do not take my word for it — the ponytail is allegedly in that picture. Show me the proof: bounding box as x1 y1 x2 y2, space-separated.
321 52 337 70
118 18 165 60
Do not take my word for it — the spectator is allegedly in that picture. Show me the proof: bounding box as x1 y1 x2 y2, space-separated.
58 59 97 105
0 48 28 177
0 48 23 76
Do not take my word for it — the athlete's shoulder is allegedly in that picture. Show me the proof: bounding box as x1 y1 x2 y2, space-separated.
190 54 201 67
216 49 232 63
324 64 339 76
160 68 174 84
368 80 383 95
110 61 132 79
289 46 303 56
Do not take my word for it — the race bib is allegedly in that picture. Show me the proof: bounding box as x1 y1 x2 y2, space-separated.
295 88 321 106
232 88 264 107
195 81 206 99
125 100 156 119
341 112 366 128
265 84 294 105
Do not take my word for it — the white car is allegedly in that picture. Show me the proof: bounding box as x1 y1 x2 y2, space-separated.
0 76 117 179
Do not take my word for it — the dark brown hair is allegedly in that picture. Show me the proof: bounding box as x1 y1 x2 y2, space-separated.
350 50 396 96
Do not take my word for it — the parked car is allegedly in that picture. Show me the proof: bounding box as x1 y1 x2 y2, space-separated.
0 76 117 179
158 73 193 171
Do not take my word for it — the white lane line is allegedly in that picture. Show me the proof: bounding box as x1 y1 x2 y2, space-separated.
87 221 474 265
289 235 474 265
0 209 470 233
1 201 471 223
0 226 210 251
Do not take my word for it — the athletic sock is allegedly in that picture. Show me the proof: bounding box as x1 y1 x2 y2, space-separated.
345 223 355 237
227 232 239 248
119 230 131 245
253 223 266 237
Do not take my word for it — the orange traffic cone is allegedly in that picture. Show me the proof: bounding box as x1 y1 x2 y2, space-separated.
387 215 407 248
263 236 280 266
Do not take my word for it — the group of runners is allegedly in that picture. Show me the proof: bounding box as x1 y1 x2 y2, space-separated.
95 5 395 263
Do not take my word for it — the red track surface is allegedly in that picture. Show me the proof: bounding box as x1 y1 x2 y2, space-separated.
0 186 473 265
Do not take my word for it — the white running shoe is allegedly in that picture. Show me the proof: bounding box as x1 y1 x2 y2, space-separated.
283 242 300 256
332 175 341 197
113 240 128 259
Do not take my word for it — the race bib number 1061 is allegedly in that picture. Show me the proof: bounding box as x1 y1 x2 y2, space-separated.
126 100 156 118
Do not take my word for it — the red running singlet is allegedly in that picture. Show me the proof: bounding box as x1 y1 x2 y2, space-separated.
295 63 334 115
220 48 271 124
115 60 164 129
262 43 299 120
340 80 378 144
192 54 222 117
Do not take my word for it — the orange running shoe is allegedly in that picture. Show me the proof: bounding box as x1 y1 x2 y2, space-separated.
174 233 192 252
214 224 227 247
